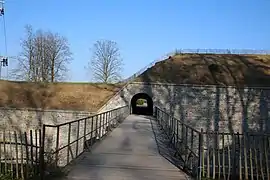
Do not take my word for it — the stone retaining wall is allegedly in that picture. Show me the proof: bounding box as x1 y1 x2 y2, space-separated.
99 82 270 134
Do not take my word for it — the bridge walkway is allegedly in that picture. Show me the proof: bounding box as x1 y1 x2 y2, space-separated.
62 115 190 180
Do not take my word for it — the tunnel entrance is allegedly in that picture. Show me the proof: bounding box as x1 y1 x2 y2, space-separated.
131 93 153 116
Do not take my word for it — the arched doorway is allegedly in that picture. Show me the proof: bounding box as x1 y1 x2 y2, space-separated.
130 93 153 116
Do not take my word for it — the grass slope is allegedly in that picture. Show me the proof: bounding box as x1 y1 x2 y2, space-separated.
0 80 124 111
2 53 269 111
135 53 270 87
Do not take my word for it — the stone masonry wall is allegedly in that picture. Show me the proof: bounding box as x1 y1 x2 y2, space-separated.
1 82 269 167
0 106 129 167
0 108 94 131
0 108 94 166
99 82 270 134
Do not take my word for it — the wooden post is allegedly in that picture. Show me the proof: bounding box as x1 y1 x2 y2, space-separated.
232 133 237 179
30 130 34 174
20 132 24 180
9 131 14 179
24 132 29 180
227 134 231 180
243 133 248 180
249 133 254 180
40 126 46 180
14 131 19 179
264 135 270 180
35 130 38 170
222 133 225 180
197 128 204 180
3 130 7 173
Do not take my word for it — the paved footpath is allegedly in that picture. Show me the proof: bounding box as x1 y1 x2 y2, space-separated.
61 115 191 180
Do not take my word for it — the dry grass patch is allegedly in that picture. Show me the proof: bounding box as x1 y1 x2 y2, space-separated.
135 53 270 87
0 80 124 111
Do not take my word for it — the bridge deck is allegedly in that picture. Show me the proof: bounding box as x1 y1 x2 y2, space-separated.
63 115 190 180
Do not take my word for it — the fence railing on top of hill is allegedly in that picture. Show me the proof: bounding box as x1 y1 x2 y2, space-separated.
121 48 270 84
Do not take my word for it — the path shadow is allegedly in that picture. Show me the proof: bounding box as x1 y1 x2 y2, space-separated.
148 116 192 177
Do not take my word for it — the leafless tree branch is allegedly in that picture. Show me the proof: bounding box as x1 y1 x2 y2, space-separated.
11 25 73 82
87 40 123 83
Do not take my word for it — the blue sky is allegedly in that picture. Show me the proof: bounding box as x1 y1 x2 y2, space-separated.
0 0 270 82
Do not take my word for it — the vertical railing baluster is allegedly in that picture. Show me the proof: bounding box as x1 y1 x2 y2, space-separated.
76 121 80 157
95 115 98 138
83 118 87 149
198 129 204 180
55 126 60 167
98 114 102 140
91 117 94 144
67 123 71 164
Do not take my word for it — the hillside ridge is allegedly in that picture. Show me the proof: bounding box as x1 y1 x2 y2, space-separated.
1 53 270 111
0 80 124 111
135 53 270 87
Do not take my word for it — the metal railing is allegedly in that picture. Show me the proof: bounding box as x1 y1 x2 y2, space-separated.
154 106 270 180
0 129 42 180
0 105 130 180
154 106 203 178
38 105 129 179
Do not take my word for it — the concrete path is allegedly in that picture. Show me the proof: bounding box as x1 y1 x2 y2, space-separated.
62 115 190 180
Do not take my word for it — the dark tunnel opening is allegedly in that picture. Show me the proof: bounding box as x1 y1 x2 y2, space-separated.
130 93 153 116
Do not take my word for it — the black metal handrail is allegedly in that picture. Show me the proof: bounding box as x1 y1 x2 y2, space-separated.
39 105 129 179
154 106 270 180
154 106 203 179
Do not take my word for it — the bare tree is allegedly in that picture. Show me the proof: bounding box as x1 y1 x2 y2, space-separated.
88 40 123 83
13 24 35 81
11 25 72 82
45 31 72 82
